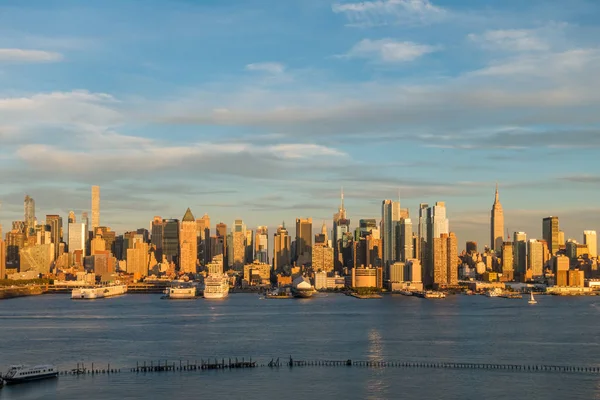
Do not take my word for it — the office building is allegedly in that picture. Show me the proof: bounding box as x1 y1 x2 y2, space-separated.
399 218 413 262
351 266 383 288
90 234 106 255
91 185 100 230
196 214 211 264
424 202 450 286
312 228 334 273
295 217 312 265
243 260 271 286
180 208 197 274
46 214 62 261
431 232 458 287
273 223 291 271
501 242 514 277
333 190 351 271
163 219 179 264
527 240 544 277
542 216 560 255
151 216 164 260
68 211 76 224
0 237 6 279
490 184 504 252
126 241 150 279
207 253 224 275
583 230 597 258
566 240 589 261
68 223 86 255
231 219 246 270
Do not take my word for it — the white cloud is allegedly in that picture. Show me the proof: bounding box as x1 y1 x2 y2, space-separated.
0 48 63 63
331 0 446 27
245 62 286 74
339 38 437 62
468 29 549 52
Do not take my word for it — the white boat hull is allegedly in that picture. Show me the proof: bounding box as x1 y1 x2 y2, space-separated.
167 287 197 299
203 291 229 299
71 285 128 299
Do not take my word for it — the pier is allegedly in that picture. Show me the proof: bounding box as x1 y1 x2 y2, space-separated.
51 357 600 377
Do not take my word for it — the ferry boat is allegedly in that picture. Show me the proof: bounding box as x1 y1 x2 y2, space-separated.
203 274 229 299
414 290 446 299
485 288 503 298
399 290 413 296
2 364 58 384
164 285 197 299
265 288 294 299
71 284 127 300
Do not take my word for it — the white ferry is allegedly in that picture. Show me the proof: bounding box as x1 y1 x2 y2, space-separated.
71 284 128 299
203 274 229 299
485 288 503 298
164 285 197 299
2 364 58 384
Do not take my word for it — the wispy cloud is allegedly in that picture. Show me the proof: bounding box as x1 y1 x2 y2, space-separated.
0 48 63 63
331 0 446 27
468 29 549 52
338 38 437 62
245 62 286 74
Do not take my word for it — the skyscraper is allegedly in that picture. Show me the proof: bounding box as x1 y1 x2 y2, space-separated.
46 215 62 261
255 226 269 264
196 214 211 264
151 216 164 260
381 199 400 266
91 186 100 230
24 195 35 236
180 208 197 274
583 230 597 258
501 241 514 279
163 219 180 264
431 232 458 287
425 202 449 286
232 219 246 270
295 217 313 265
416 203 429 262
68 222 86 254
527 239 544 276
68 211 76 224
490 184 504 252
0 236 6 279
399 218 413 262
333 189 350 271
542 216 560 255
274 223 291 271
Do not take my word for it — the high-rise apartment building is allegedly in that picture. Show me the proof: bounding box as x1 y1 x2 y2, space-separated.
416 203 428 262
24 195 36 236
91 186 100 230
313 224 334 273
425 202 449 286
501 241 514 279
295 217 312 265
255 226 268 264
583 230 597 258
196 214 211 265
490 184 504 252
527 239 544 277
180 208 197 274
126 241 149 278
151 216 164 260
431 232 458 287
274 223 291 271
542 216 560 255
513 231 527 276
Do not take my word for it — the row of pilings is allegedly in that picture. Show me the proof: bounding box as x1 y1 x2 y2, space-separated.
56 358 600 376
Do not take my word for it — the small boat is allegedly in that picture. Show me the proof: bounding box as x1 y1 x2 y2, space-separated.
2 365 58 384
528 292 537 305
399 290 413 296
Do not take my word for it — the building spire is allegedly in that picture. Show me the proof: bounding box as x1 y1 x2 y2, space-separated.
340 186 344 211
495 182 499 203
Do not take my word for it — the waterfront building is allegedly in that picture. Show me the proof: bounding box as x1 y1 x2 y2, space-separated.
553 254 570 286
542 216 560 255
583 230 597 258
431 232 458 287
255 226 269 264
23 195 36 237
180 208 197 274
295 217 312 265
91 185 100 230
273 223 291 271
388 262 405 283
490 184 504 252
351 266 383 288
163 219 179 264
381 199 400 266
527 239 544 277
568 269 585 287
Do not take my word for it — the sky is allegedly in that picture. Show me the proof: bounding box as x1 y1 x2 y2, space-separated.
0 0 599 249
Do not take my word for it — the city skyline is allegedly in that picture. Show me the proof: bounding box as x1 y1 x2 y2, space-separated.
0 0 599 247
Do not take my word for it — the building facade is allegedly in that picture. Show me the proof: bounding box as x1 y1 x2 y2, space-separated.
490 184 504 252
180 208 197 274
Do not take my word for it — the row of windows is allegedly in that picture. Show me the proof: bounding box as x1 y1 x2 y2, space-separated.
21 369 52 375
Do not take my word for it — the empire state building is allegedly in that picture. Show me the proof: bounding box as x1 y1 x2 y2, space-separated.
490 184 504 252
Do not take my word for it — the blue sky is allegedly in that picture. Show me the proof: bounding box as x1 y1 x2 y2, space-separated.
0 0 599 248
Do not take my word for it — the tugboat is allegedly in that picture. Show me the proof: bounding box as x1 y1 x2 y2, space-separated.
2 365 58 384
